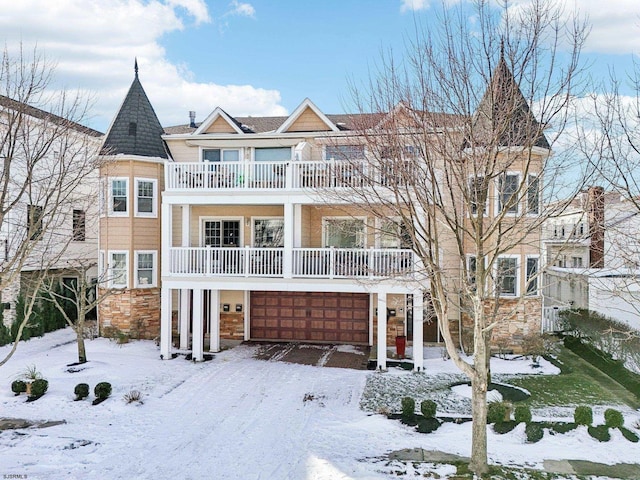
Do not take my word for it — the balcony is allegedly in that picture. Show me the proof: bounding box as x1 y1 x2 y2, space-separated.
165 160 415 192
168 246 415 279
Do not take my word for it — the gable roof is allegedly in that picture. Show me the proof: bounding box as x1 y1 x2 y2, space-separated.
467 55 550 150
0 95 102 137
276 98 339 133
193 107 247 135
100 64 168 158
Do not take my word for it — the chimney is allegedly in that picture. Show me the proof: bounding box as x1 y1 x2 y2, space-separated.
189 111 196 128
588 186 605 268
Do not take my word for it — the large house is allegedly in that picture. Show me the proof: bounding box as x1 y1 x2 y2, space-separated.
0 95 102 327
98 61 547 368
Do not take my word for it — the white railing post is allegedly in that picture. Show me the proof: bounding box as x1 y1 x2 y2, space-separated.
244 246 250 277
329 246 335 279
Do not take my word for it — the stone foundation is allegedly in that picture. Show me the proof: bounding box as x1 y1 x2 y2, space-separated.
98 288 161 340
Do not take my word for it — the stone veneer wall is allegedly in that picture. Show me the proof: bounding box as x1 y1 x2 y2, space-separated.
457 297 542 353
372 314 406 347
0 276 20 327
220 313 244 340
98 288 161 340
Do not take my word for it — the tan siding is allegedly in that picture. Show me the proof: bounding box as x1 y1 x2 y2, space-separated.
165 141 198 163
172 206 183 247
206 117 238 134
286 107 332 132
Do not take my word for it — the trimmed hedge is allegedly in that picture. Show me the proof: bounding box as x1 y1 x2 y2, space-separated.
28 379 48 400
525 423 544 443
574 406 593 426
588 425 611 442
420 399 437 418
514 405 532 424
564 336 640 398
74 383 90 400
487 402 510 424
401 397 415 423
11 380 27 395
604 408 624 429
493 421 518 434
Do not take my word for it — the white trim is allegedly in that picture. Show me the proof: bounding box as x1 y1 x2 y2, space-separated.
194 107 245 135
495 254 520 297
322 216 367 248
134 178 158 218
109 177 129 217
526 173 541 216
276 98 339 133
199 146 243 163
108 250 129 288
134 250 157 288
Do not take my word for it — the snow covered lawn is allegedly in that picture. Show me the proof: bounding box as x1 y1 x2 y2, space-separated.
1 328 639 479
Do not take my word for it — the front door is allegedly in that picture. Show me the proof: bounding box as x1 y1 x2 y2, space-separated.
203 220 241 247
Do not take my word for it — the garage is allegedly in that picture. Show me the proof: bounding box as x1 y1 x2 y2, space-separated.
250 291 369 344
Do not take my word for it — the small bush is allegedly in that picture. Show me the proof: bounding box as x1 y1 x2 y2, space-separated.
400 397 415 422
28 378 48 400
74 383 90 400
11 380 27 395
514 405 532 424
416 417 441 433
20 364 42 381
493 421 518 434
123 389 144 404
420 399 437 418
549 422 578 434
487 401 511 424
525 422 544 443
604 408 624 429
588 425 611 442
94 382 112 400
620 427 640 443
574 405 593 426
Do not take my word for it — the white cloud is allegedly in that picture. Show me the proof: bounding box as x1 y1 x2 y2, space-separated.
400 0 429 12
228 0 256 18
0 0 284 132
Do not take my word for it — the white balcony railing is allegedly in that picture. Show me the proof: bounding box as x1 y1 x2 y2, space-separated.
168 246 414 279
165 160 415 191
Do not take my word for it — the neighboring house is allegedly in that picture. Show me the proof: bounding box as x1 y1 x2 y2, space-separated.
0 95 103 327
98 61 546 368
543 188 640 331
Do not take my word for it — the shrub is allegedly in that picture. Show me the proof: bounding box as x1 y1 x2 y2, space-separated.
74 383 90 400
604 408 624 429
620 427 640 443
20 364 42 381
549 422 578 434
521 332 547 364
574 405 593 426
123 389 144 404
493 421 518 434
400 397 415 422
420 399 437 418
525 422 544 443
487 401 511 424
588 425 611 442
416 417 441 433
11 380 27 395
94 382 112 400
28 379 48 400
514 405 532 424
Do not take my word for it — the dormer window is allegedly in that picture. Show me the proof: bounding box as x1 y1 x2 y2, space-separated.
128 122 137 136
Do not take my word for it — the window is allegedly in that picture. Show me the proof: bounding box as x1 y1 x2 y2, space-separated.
135 179 157 217
72 209 86 241
498 173 519 213
135 251 156 288
109 251 128 288
571 256 583 268
128 122 137 136
496 256 518 296
27 205 43 241
254 147 291 162
203 148 240 162
526 256 539 296
378 219 411 248
253 218 284 247
527 174 540 214
469 176 488 215
468 255 477 287
323 218 365 248
325 145 364 160
203 220 241 247
110 178 128 215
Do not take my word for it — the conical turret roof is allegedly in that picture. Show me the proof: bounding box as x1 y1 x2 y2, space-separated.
100 62 168 158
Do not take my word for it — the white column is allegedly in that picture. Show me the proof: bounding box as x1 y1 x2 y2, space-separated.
283 202 294 278
293 204 302 248
412 292 424 372
192 288 204 361
368 293 375 346
161 202 172 278
209 289 220 352
179 289 190 350
160 287 172 359
181 205 190 246
244 290 250 341
377 292 387 370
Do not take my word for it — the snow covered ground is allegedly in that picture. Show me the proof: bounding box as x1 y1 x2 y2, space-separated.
1 328 639 479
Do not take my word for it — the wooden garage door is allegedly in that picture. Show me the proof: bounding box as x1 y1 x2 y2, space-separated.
250 291 369 344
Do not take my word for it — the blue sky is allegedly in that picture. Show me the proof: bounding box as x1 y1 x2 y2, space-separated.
1 0 639 132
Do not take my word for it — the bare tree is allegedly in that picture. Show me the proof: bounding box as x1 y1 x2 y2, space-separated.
0 44 102 366
321 1 589 475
